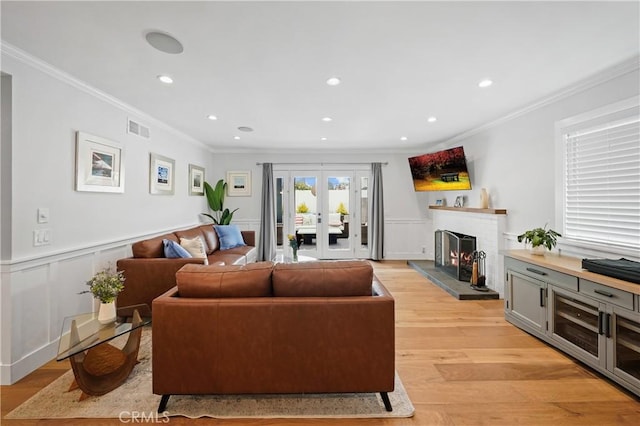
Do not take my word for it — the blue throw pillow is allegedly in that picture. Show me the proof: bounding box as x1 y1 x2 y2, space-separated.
214 225 246 250
163 239 193 258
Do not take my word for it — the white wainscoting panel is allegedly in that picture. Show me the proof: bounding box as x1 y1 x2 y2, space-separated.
384 218 431 260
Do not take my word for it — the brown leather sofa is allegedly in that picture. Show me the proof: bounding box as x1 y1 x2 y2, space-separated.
152 260 395 412
116 224 256 312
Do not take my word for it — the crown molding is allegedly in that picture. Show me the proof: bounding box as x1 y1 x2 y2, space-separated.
0 41 212 152
441 55 640 146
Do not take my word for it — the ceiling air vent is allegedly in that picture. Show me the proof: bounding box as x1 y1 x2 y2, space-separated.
127 118 150 139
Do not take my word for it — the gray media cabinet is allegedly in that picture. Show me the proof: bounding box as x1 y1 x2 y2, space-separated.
503 250 640 397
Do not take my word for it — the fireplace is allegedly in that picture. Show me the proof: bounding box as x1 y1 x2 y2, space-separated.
434 230 477 281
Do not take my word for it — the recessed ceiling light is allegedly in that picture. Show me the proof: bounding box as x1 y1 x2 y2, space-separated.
321 137 327 141
233 136 241 140
322 117 333 122
207 114 218 121
238 126 254 132
145 31 184 54
326 77 341 86
478 79 493 88
400 136 408 141
157 75 173 84
427 116 437 123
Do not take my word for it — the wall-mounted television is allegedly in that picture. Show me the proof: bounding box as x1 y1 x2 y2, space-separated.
408 146 472 191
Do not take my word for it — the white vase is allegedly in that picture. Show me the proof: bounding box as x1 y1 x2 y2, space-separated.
530 245 547 256
480 188 489 209
97 301 117 324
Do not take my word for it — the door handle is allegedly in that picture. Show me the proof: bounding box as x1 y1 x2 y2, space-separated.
604 313 611 338
594 289 614 298
598 311 605 335
526 267 547 276
539 288 545 307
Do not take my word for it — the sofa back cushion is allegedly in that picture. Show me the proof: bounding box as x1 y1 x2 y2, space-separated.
272 260 372 297
175 227 210 253
132 233 178 258
214 225 247 250
199 225 219 253
176 262 274 298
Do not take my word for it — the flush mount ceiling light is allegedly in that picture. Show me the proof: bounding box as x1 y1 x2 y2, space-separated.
427 116 437 123
478 79 493 88
145 31 184 54
238 126 254 132
326 77 341 86
322 117 333 122
207 114 218 121
157 75 173 84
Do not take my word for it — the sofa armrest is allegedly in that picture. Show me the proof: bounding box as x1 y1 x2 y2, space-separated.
116 257 205 311
241 230 255 247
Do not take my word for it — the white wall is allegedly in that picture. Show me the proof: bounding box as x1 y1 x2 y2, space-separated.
424 65 640 261
0 49 213 384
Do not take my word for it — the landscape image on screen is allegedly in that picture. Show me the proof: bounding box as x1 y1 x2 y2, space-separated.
408 146 472 191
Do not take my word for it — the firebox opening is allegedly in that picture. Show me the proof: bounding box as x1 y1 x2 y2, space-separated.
434 230 477 281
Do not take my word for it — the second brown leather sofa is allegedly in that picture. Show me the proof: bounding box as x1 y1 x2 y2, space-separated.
152 260 395 412
117 224 256 312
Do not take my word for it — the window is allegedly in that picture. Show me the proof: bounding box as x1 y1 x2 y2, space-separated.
559 97 639 250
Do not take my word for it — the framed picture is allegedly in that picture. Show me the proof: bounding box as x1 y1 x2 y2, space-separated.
75 131 124 193
226 171 251 196
435 199 444 206
189 164 205 196
149 153 175 195
454 196 464 207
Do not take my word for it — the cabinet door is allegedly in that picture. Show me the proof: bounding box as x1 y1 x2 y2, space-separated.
506 271 547 335
610 307 640 392
548 286 606 368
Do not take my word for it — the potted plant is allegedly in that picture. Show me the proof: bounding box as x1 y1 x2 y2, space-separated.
336 202 349 222
203 179 239 225
80 268 125 324
517 225 561 255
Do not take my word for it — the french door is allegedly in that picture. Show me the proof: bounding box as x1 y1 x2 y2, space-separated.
275 168 370 259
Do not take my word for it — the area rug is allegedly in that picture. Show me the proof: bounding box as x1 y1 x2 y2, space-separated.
6 327 414 419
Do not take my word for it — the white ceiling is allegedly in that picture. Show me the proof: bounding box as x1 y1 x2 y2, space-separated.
2 1 639 152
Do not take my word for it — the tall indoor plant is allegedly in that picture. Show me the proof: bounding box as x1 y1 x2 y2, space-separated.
203 179 239 225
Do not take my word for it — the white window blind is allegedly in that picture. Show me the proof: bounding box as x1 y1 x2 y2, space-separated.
564 106 640 249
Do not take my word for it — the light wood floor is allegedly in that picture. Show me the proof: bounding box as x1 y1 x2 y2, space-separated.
1 260 638 425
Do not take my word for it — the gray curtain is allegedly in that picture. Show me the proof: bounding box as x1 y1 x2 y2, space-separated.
257 163 276 261
370 162 384 260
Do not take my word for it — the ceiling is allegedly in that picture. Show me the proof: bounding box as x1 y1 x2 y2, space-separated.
2 1 639 152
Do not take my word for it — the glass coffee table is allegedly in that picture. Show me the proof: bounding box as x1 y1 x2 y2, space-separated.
57 304 150 400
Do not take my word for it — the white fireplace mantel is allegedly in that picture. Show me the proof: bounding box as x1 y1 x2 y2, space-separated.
431 207 507 297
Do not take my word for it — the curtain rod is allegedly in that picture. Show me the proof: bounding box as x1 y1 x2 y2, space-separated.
255 162 388 166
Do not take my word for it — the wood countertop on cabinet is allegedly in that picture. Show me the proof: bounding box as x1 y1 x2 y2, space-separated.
503 250 640 296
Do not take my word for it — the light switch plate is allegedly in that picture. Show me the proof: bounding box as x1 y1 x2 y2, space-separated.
37 208 50 224
33 229 51 246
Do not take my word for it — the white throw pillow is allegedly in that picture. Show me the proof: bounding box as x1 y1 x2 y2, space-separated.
180 236 209 265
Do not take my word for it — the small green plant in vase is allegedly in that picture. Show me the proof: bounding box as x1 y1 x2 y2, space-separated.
517 225 561 255
80 268 125 324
